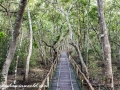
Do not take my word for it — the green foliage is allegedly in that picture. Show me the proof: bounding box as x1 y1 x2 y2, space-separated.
35 1 43 7
23 11 28 20
47 11 60 23
0 0 4 3
32 24 37 31
89 56 100 78
16 47 27 68
55 35 61 43
33 42 38 48
60 0 70 3
0 31 7 72
89 6 98 20
0 31 6 41
78 0 87 6
0 1 120 86
9 60 16 74
101 77 105 81
30 50 38 68
30 59 36 68
89 31 96 38
81 0 87 6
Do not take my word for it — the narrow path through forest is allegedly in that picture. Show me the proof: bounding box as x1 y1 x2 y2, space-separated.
50 52 80 90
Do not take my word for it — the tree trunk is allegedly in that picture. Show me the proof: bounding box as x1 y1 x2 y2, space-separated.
1 0 27 89
25 2 33 82
118 38 120 64
66 13 73 40
70 42 89 78
84 0 90 66
57 2 89 78
97 0 114 89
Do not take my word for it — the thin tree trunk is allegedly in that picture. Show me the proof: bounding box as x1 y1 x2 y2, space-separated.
118 38 120 64
57 1 89 78
97 0 114 89
25 2 33 82
84 0 90 66
66 13 73 40
1 0 27 89
70 42 89 78
57 0 77 40
14 30 24 90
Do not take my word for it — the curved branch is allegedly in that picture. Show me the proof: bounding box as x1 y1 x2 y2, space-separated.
68 0 78 13
0 3 7 12
42 40 52 47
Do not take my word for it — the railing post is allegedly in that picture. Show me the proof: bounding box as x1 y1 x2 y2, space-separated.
51 69 53 79
69 55 70 60
76 67 78 76
54 62 56 70
47 76 49 87
73 63 75 69
81 75 84 88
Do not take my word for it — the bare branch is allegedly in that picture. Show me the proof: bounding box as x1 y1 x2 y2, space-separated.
0 3 8 15
0 3 7 12
0 9 17 13
57 5 67 16
110 39 120 46
68 0 78 13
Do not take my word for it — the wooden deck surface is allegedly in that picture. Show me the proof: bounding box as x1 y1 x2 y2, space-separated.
50 52 80 90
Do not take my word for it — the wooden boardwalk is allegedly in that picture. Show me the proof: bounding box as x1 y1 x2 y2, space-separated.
50 52 80 90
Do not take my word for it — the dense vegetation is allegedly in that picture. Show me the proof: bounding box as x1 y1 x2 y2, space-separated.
0 0 120 90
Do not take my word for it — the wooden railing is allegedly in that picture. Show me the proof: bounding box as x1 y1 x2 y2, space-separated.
69 55 94 90
38 55 59 90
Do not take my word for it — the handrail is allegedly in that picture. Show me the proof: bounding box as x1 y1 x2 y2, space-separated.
38 55 59 90
69 55 94 90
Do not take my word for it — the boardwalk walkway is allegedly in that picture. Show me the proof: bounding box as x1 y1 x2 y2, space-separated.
50 52 80 90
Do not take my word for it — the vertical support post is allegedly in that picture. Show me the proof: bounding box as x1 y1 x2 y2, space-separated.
69 54 70 60
79 74 81 80
73 63 75 69
81 75 84 89
47 76 49 87
54 62 56 70
51 69 53 79
76 67 78 76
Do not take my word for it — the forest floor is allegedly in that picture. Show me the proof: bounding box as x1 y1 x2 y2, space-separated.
7 66 50 90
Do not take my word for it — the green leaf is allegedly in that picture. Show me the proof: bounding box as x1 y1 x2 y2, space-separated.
33 42 38 48
89 6 98 20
